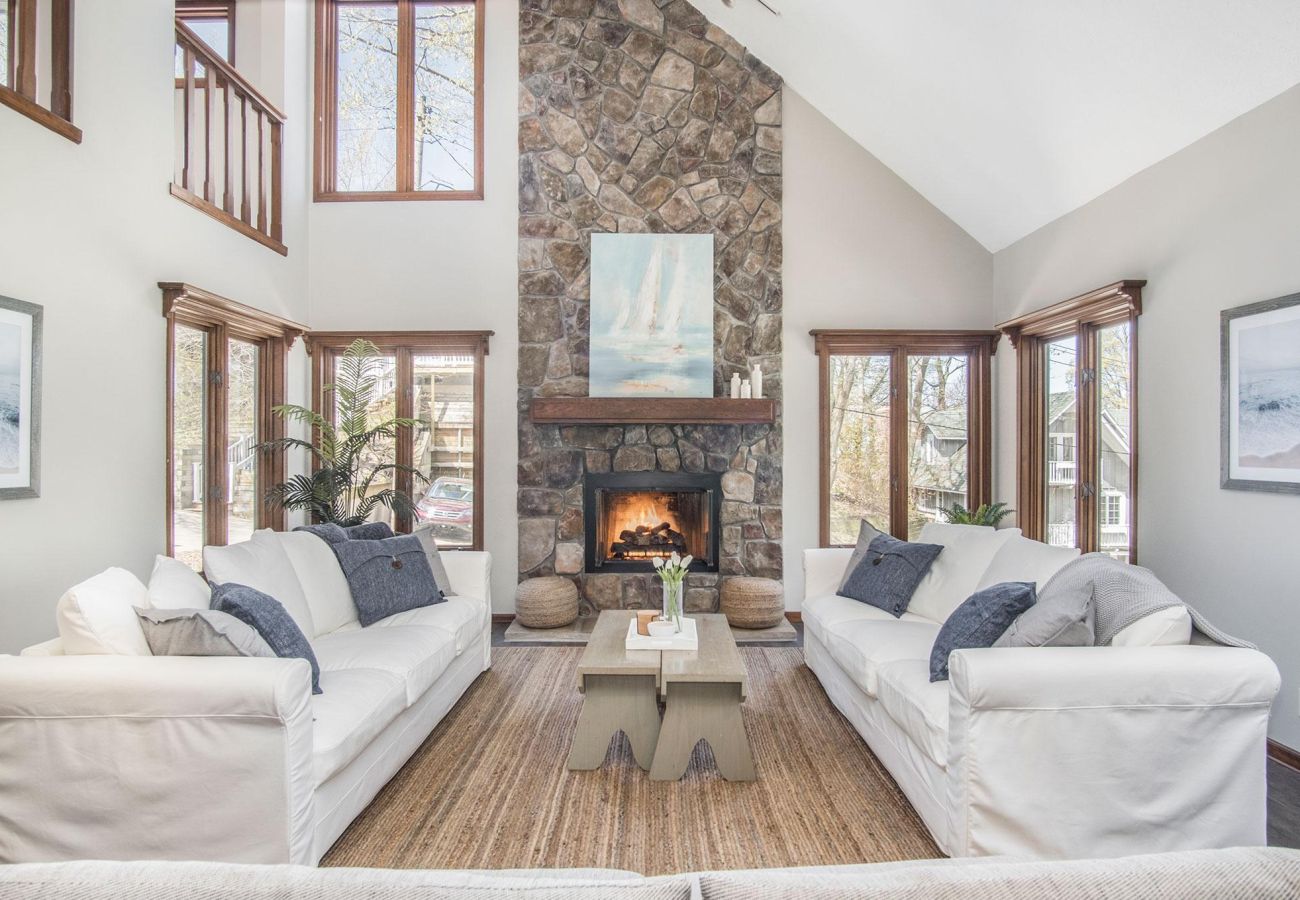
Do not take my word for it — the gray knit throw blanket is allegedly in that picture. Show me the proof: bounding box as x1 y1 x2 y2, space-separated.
1044 553 1255 648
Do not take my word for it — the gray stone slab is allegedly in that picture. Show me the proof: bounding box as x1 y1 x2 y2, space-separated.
504 615 598 645
729 617 798 644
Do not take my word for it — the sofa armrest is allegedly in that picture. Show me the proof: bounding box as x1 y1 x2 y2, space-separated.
944 646 1279 858
0 655 316 864
803 548 853 602
442 549 492 607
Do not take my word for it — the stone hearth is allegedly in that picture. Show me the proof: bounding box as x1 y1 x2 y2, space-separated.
517 0 783 614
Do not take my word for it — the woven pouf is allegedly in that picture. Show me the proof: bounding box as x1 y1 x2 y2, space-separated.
720 577 784 629
515 576 579 629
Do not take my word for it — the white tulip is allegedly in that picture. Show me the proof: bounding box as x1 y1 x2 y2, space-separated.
681 555 693 569
670 551 681 566
652 557 664 569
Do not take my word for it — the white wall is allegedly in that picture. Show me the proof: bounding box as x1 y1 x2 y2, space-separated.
992 84 1300 748
781 88 995 606
305 0 521 613
0 0 312 653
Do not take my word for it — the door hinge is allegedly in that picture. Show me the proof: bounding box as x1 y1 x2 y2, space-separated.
209 370 223 386
1081 367 1096 385
1081 482 1096 498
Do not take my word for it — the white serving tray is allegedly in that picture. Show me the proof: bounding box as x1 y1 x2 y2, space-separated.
625 616 698 651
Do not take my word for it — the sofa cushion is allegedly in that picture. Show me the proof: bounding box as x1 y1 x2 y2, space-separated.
211 582 323 694
147 555 211 610
907 525 1018 624
802 594 932 643
278 531 359 637
929 582 1036 682
312 667 408 786
837 519 886 592
995 565 1095 648
373 597 484 656
1112 606 1193 647
876 659 950 768
838 534 942 617
331 535 445 628
134 607 275 658
311 624 457 705
204 530 316 638
975 534 1080 593
413 523 455 597
821 618 942 698
55 568 153 656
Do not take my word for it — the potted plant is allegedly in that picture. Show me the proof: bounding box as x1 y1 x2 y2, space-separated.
651 552 692 634
941 501 1013 528
259 339 423 525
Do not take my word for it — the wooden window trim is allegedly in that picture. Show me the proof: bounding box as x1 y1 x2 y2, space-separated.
998 280 1144 561
313 0 485 202
161 282 307 555
0 0 80 143
176 0 236 66
812 329 1000 547
305 330 492 549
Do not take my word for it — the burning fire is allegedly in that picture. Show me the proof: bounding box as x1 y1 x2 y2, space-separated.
604 492 687 560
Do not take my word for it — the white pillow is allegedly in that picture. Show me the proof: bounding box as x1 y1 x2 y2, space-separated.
278 530 358 637
907 525 1019 623
147 554 211 610
975 534 1081 593
1112 606 1193 647
203 529 316 637
56 567 154 656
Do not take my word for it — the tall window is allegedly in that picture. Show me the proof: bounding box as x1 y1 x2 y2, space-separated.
314 0 484 200
0 0 78 142
307 331 491 549
163 283 306 569
1000 280 1143 562
814 330 999 545
176 0 235 64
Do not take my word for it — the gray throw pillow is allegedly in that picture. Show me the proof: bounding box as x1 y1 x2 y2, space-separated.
995 566 1095 648
295 521 395 545
210 582 322 694
930 581 1036 682
295 522 348 545
838 519 886 592
135 607 276 658
332 534 445 627
837 533 942 617
413 524 454 597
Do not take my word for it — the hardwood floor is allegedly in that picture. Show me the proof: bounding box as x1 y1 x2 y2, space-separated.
492 620 1300 849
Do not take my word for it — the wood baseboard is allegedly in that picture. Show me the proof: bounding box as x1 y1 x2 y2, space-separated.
1269 739 1300 772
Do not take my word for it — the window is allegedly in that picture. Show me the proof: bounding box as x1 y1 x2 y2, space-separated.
162 283 306 569
0 0 79 143
1000 280 1143 562
314 0 484 201
814 330 999 545
307 331 491 548
176 0 235 64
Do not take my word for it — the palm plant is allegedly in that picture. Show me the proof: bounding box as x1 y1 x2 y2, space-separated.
942 501 1013 528
260 339 423 526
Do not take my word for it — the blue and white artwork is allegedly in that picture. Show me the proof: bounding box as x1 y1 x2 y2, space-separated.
1226 295 1300 491
589 233 714 398
0 296 39 499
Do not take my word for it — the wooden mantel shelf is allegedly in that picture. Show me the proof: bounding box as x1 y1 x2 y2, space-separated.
530 397 776 425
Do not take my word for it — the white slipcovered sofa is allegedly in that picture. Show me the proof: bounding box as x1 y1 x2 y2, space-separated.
0 529 492 866
802 525 1280 860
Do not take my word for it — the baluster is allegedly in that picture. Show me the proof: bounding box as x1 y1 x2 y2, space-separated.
15 0 36 100
181 45 194 191
223 76 234 214
240 95 250 225
203 52 214 202
270 120 283 244
50 0 74 120
257 111 267 235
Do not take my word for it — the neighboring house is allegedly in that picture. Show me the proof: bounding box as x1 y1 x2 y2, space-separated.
909 407 970 527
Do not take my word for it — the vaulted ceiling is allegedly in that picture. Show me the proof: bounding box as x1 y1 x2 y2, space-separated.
698 0 1300 250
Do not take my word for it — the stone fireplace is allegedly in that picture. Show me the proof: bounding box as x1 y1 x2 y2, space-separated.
517 0 784 615
584 472 722 573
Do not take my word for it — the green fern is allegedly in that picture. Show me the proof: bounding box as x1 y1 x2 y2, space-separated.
941 501 1013 528
259 339 424 526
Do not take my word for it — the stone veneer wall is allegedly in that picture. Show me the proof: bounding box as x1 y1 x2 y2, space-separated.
517 0 783 614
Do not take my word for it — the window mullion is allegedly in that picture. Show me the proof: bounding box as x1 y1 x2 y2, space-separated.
395 346 414 532
207 323 230 547
1077 323 1100 554
889 347 908 539
396 0 416 194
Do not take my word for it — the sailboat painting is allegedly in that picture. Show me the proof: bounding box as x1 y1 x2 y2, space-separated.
589 233 714 397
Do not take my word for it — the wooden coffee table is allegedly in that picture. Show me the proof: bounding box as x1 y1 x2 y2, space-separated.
567 610 754 782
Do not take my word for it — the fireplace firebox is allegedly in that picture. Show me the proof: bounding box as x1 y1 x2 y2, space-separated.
583 472 722 574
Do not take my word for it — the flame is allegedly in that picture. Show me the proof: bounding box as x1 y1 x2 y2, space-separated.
604 492 682 560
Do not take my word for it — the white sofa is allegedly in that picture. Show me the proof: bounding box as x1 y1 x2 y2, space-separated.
0 529 492 866
801 525 1281 860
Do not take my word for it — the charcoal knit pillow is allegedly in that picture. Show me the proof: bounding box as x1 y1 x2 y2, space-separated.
837 533 942 617
294 521 396 545
210 582 322 694
930 581 1037 682
332 534 445 627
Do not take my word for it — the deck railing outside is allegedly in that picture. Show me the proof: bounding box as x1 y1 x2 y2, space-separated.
173 20 285 255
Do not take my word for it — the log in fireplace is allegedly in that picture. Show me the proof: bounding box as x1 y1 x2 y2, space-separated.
583 472 721 574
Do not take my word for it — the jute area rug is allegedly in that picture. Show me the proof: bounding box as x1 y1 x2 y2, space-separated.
322 646 941 875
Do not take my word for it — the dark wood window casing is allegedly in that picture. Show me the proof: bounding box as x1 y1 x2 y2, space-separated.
998 280 1144 561
812 329 999 547
313 0 485 202
306 331 492 549
162 282 307 556
0 0 79 143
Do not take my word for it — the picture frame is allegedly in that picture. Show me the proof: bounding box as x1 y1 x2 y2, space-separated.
0 295 42 500
1221 291 1300 494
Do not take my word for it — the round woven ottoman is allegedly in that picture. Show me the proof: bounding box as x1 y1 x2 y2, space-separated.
516 576 579 629
720 577 784 629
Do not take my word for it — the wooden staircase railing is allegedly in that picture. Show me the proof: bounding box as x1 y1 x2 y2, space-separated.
172 19 286 255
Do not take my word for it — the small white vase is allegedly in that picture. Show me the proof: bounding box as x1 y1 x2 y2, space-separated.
661 580 683 633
